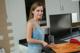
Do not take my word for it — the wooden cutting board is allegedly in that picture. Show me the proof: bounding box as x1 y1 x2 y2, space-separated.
48 43 80 53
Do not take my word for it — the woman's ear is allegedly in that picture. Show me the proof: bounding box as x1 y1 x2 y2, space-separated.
32 11 34 15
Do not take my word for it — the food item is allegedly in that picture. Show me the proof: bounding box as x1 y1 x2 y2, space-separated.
70 38 80 45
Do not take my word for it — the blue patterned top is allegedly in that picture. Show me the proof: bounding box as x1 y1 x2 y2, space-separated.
28 19 45 48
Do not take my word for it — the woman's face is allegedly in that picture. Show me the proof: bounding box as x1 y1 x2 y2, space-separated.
32 6 43 20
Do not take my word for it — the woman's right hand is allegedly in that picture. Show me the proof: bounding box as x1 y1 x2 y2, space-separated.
41 41 48 47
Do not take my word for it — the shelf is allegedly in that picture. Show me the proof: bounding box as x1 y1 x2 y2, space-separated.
72 22 80 27
72 26 80 28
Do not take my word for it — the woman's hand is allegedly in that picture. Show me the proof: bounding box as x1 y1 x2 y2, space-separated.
41 41 48 47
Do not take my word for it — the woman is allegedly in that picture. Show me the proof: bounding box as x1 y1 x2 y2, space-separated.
26 2 48 53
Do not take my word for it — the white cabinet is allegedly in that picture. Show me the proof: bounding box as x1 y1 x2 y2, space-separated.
61 0 79 13
45 0 79 14
45 0 61 15
60 0 72 13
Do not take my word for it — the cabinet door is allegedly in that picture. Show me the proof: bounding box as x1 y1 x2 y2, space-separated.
45 0 61 15
61 0 79 13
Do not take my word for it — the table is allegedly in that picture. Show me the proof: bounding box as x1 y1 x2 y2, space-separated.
48 43 80 53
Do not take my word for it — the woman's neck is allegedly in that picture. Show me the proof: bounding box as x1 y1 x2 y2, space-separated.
33 17 40 24
33 17 39 22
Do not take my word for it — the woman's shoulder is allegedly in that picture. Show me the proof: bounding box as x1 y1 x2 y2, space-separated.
27 19 34 23
27 19 35 26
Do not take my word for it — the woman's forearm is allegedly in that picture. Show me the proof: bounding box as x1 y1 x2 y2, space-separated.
27 38 44 44
27 38 48 46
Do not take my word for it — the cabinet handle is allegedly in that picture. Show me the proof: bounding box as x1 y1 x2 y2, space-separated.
61 5 64 10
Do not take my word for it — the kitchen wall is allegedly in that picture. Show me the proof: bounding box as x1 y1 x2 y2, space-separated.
5 0 26 53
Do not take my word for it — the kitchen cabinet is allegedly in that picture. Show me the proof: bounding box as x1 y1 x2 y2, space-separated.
45 0 79 14
45 0 61 15
61 0 79 13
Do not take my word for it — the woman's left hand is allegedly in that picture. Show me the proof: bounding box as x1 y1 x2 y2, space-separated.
41 41 48 47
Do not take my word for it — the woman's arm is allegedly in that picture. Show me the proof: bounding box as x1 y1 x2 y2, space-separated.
26 21 48 46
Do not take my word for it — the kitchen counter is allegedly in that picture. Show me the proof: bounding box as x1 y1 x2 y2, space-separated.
48 43 80 53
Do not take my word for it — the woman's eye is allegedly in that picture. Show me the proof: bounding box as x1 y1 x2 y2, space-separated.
36 10 43 12
41 10 43 12
37 10 39 12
